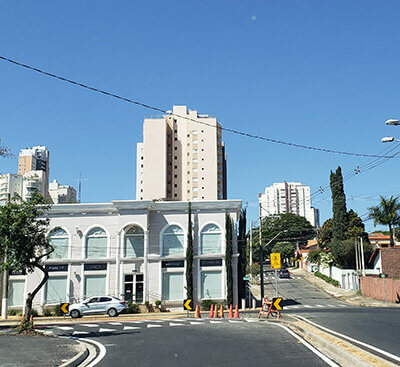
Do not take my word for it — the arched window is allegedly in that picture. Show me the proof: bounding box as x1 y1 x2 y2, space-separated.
48 227 69 259
162 225 184 256
124 226 144 258
86 227 107 258
201 224 221 254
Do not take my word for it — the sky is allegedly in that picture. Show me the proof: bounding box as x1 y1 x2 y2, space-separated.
1 0 400 232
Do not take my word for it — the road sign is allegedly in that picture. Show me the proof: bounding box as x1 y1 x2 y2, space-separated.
60 303 69 314
270 253 281 269
271 297 283 311
243 276 250 281
183 299 193 311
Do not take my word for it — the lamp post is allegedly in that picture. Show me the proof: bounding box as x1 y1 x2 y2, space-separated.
381 137 400 143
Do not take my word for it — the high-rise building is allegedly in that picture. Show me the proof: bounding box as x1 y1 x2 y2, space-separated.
18 146 50 197
49 179 77 204
136 105 227 201
259 181 319 227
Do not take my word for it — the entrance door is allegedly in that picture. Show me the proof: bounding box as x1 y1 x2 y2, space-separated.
135 274 144 303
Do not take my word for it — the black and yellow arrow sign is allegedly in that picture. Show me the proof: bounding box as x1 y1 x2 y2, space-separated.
60 303 69 314
271 297 283 311
183 299 193 311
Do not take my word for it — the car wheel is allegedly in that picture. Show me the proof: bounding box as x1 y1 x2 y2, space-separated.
70 309 80 319
108 308 118 317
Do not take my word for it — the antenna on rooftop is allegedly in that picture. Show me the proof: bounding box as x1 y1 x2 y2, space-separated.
76 172 88 203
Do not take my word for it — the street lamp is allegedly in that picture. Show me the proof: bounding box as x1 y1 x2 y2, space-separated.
385 119 400 126
381 136 400 143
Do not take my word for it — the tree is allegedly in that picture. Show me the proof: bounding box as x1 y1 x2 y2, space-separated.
0 193 52 331
225 212 233 305
185 203 193 300
271 241 296 264
329 239 373 269
237 209 247 300
330 166 348 241
251 213 315 261
307 248 323 263
317 218 333 247
368 195 400 247
0 138 11 157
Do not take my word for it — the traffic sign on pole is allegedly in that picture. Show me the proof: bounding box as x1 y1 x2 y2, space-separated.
60 303 69 314
270 253 281 269
271 297 283 311
183 299 193 311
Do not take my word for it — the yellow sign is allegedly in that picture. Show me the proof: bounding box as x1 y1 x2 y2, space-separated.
60 303 69 314
270 253 281 269
183 299 193 311
272 297 283 311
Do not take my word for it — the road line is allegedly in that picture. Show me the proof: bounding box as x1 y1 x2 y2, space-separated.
243 318 258 322
209 321 222 324
79 324 99 327
98 328 116 332
228 320 242 323
296 315 400 363
147 324 162 328
123 326 141 330
190 321 204 325
275 324 339 367
108 322 122 325
73 331 90 335
170 322 185 326
303 305 312 308
82 338 107 367
56 326 74 330
315 305 325 308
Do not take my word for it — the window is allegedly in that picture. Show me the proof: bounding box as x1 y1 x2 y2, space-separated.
48 227 68 259
8 280 25 306
85 274 106 298
174 147 177 150
162 225 184 256
124 226 144 258
45 276 67 304
201 224 221 254
86 227 107 258
201 271 222 299
162 272 184 300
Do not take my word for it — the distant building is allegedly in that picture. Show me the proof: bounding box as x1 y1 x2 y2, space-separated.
49 179 77 204
136 105 227 201
0 174 22 204
368 232 393 248
18 146 50 197
259 181 319 227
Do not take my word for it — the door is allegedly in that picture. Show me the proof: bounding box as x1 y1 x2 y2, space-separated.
135 274 144 303
82 297 101 314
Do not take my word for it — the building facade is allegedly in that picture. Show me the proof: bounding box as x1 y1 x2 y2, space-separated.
49 179 77 204
8 200 241 311
136 105 227 202
259 181 319 227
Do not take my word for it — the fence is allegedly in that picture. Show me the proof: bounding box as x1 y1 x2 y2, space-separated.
306 263 360 290
361 276 400 303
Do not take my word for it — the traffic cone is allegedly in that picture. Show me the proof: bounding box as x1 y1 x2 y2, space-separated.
213 305 217 318
234 304 239 319
228 304 233 319
219 304 224 318
208 304 214 318
194 305 201 319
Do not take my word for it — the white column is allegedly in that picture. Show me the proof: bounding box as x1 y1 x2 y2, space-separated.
144 230 149 302
115 231 121 298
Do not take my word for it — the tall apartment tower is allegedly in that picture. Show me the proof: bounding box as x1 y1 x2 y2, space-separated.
259 181 319 227
136 105 227 201
18 146 50 197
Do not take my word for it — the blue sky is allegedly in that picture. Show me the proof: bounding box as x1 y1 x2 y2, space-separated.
1 0 400 231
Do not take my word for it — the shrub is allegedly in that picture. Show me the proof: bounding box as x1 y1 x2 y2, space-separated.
314 271 340 287
53 304 64 316
200 299 226 311
127 302 140 314
8 309 17 316
43 308 52 317
31 309 39 317
155 300 162 307
250 263 259 277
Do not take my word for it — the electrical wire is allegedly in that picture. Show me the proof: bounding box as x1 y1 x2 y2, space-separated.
0 54 398 159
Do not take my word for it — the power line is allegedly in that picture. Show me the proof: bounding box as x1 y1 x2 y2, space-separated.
0 54 398 159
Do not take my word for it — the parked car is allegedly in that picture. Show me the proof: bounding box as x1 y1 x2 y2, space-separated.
69 296 127 318
279 269 290 278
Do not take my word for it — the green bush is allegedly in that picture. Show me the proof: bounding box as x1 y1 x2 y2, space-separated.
155 300 162 306
314 271 340 287
43 308 52 317
127 302 140 314
8 309 17 316
31 309 39 317
53 304 64 316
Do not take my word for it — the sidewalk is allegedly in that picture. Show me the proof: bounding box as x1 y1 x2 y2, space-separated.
292 268 400 307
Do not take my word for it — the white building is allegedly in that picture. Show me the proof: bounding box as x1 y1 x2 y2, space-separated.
49 179 77 204
7 200 241 311
259 182 319 227
136 105 227 201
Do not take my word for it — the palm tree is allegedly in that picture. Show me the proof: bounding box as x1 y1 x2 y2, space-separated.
368 195 400 247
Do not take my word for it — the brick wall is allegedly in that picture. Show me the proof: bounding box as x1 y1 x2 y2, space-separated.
381 247 400 278
361 276 400 303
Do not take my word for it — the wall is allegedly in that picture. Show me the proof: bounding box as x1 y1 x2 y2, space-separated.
307 264 359 290
361 276 400 303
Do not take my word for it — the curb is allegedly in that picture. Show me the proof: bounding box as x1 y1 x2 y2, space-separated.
60 341 89 367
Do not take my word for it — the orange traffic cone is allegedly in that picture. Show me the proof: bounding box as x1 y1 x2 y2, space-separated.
208 304 214 318
228 304 233 319
219 304 224 318
234 304 239 319
213 305 217 318
194 305 201 319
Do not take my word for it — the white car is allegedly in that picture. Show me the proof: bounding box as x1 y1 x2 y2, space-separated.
69 296 128 318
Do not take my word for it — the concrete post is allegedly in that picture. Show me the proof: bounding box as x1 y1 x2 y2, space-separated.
115 231 121 298
144 230 149 302
1 269 8 319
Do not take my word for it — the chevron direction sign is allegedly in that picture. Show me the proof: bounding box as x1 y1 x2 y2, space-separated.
60 303 69 314
183 299 193 311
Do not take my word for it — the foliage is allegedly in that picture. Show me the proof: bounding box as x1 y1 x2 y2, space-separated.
317 219 333 247
368 195 400 247
237 209 247 300
319 252 334 268
314 271 340 287
0 193 52 331
200 299 227 311
155 300 162 306
53 304 64 316
249 263 259 277
43 308 52 317
225 212 233 305
251 213 315 261
127 302 140 314
307 248 323 263
327 239 373 269
271 241 296 263
330 166 348 241
186 203 193 299
8 309 17 316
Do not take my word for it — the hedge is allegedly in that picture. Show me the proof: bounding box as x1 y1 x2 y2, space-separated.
314 271 340 287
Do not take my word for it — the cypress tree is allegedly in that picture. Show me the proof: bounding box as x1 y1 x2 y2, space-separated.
237 209 247 300
225 212 233 305
186 203 193 300
330 166 348 241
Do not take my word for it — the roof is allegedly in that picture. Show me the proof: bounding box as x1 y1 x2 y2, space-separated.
368 246 400 264
368 233 391 241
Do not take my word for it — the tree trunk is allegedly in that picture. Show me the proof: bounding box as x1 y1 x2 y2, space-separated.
389 224 394 247
20 263 48 331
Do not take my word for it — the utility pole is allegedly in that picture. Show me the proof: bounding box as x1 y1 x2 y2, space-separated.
249 220 253 268
1 268 8 319
259 198 264 301
360 237 366 276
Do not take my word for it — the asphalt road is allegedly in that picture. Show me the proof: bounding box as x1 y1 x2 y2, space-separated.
39 319 329 367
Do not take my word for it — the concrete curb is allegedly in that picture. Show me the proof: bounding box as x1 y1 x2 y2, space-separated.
59 341 89 367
